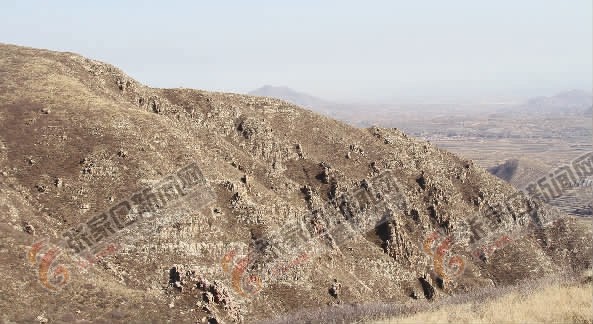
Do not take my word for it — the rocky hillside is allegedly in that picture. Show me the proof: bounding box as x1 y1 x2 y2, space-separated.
0 43 590 323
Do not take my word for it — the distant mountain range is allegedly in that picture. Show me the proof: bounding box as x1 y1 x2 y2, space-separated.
524 90 592 114
247 85 361 120
249 86 592 116
248 85 328 109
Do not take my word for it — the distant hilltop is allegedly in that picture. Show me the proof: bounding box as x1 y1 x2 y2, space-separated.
248 85 328 109
525 89 592 112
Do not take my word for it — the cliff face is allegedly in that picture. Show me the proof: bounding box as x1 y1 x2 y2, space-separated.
0 43 590 323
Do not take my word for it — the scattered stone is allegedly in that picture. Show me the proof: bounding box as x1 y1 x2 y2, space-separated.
54 178 63 188
370 161 380 173
231 161 245 171
317 163 331 184
168 266 183 291
117 149 127 158
349 144 365 156
328 181 340 200
329 279 341 298
211 280 230 304
41 107 51 114
23 222 35 235
419 274 435 300
203 291 214 304
35 315 48 323
1 171 7 176
296 143 305 158
237 118 262 139
196 276 211 291
202 305 214 314
151 100 162 114
301 185 313 204
116 79 130 91
416 173 426 190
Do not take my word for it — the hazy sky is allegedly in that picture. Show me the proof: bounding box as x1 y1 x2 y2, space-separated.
1 1 591 102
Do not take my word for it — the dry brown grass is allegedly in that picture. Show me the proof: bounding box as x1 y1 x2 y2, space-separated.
257 272 592 324
374 279 592 324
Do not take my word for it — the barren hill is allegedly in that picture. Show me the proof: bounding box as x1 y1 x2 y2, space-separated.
0 43 590 323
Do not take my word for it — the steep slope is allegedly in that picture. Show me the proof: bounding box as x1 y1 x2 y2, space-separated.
0 43 590 323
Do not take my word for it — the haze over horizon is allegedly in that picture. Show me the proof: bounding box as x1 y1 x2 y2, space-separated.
1 0 591 102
